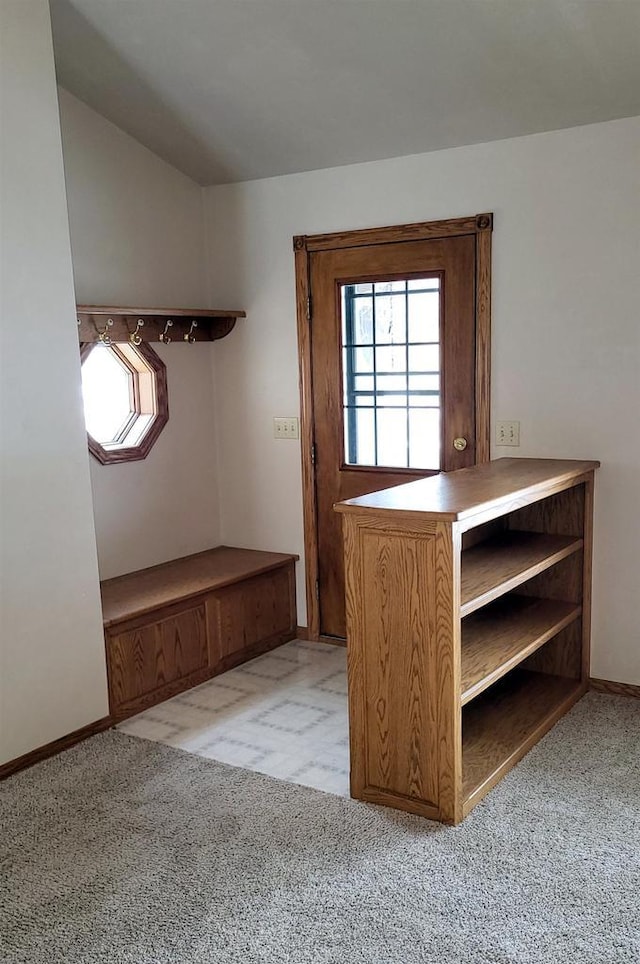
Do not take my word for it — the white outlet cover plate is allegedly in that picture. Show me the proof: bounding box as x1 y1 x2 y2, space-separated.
496 420 520 446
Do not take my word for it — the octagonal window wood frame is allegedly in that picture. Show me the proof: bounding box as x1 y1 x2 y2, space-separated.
80 341 169 465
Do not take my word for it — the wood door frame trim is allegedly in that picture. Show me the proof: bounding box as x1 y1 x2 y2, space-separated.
296 213 492 252
294 213 493 640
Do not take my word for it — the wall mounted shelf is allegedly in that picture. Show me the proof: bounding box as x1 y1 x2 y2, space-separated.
77 305 245 344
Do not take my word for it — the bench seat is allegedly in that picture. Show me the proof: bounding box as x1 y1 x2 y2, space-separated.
100 546 298 720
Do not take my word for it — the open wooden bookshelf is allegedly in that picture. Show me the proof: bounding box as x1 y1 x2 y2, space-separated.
460 595 581 705
336 458 598 824
460 531 583 615
462 670 583 810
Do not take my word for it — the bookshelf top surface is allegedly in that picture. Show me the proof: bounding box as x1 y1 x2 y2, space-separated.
335 458 599 523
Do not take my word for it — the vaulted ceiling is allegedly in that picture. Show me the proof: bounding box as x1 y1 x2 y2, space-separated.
50 0 640 185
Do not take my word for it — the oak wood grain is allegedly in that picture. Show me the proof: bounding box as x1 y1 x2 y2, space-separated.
460 531 583 616
311 235 477 637
435 524 462 824
337 459 597 825
360 529 438 804
298 214 492 639
506 484 585 537
77 305 244 344
107 604 208 706
590 678 640 699
212 567 296 661
461 518 507 551
109 626 296 723
294 243 321 640
581 478 595 683
295 213 492 252
101 546 298 627
102 548 298 720
462 670 586 809
461 596 581 704
355 786 441 822
475 225 492 464
522 620 583 680
336 458 600 524
78 305 245 318
342 514 367 797
342 513 460 822
513 551 584 606
109 664 218 721
505 484 589 684
295 626 348 646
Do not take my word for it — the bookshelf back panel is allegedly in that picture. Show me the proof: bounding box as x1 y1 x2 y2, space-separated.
514 550 584 606
521 619 583 680
506 484 585 537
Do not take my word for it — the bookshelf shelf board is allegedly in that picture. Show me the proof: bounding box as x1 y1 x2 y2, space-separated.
461 596 582 705
462 670 585 814
460 531 583 617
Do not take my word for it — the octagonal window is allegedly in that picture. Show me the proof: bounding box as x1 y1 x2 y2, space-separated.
80 342 168 464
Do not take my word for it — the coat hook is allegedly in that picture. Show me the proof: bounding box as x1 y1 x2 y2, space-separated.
129 318 144 345
98 318 114 345
159 319 173 343
184 320 198 343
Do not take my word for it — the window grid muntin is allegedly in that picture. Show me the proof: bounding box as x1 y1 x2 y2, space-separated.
342 276 441 469
109 346 139 444
81 344 134 444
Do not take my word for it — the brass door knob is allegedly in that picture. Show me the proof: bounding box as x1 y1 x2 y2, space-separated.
453 437 468 451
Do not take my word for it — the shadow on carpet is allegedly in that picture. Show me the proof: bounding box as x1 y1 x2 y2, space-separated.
1 692 639 963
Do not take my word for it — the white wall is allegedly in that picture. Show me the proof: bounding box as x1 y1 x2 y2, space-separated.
58 89 221 578
0 0 108 764
204 117 640 685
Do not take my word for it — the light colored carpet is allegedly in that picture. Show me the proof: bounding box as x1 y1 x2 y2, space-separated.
1 692 639 964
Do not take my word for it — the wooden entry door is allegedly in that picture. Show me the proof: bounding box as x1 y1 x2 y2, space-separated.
295 215 492 640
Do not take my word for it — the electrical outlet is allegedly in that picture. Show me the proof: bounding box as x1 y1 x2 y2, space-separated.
496 420 520 446
273 416 299 439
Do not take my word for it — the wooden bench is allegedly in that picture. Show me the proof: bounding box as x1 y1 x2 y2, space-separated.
100 546 298 720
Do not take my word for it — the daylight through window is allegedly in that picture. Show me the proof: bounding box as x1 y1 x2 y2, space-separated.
341 277 441 470
80 342 168 464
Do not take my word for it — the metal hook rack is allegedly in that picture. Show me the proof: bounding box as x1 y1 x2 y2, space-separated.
76 306 245 346
129 318 145 345
184 320 198 343
97 318 114 345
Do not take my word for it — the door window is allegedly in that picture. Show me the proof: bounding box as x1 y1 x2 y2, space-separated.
341 276 441 470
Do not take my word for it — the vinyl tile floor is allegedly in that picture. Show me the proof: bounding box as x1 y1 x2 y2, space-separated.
118 640 350 796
